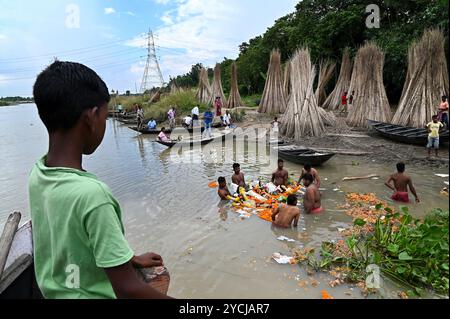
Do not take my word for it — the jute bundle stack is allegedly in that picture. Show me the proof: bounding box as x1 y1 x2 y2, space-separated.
228 62 243 109
346 42 391 128
322 48 352 110
392 29 449 127
258 50 287 114
196 67 211 104
281 48 325 139
315 60 336 107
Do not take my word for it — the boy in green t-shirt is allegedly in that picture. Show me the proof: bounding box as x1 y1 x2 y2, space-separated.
30 61 172 299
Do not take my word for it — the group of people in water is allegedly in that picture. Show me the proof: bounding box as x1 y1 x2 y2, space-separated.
217 160 323 228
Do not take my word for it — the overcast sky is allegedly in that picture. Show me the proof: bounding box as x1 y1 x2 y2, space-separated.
0 0 298 96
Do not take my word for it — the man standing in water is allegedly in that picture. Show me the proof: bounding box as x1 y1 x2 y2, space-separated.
232 163 246 189
298 163 321 189
217 177 231 200
271 194 300 228
272 159 289 187
385 162 420 203
303 173 322 214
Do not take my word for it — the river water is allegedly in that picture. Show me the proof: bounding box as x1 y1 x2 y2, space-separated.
0 104 448 299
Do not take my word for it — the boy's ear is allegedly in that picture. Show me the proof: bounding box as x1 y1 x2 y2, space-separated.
84 107 99 132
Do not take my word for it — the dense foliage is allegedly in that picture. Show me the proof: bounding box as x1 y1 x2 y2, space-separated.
170 0 449 104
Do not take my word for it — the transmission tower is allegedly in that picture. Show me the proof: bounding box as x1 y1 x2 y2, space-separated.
140 29 165 94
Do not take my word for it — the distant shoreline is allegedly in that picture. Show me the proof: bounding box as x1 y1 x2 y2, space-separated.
0 101 34 107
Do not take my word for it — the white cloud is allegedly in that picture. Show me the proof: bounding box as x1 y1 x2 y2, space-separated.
104 7 116 15
0 34 7 40
153 0 172 4
125 11 136 16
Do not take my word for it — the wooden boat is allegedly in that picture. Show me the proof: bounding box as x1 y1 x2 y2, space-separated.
156 130 234 148
0 212 170 299
367 120 449 145
277 147 336 166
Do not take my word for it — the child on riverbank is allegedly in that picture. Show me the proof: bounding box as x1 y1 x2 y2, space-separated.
29 61 172 299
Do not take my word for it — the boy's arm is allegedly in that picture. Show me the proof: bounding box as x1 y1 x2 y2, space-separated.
408 178 420 203
385 176 395 191
104 262 172 299
298 172 304 184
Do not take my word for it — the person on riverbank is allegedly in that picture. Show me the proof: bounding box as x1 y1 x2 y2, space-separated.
349 91 355 107
223 111 231 128
215 96 223 117
271 194 300 228
30 61 172 299
147 118 157 130
167 107 176 129
340 92 348 114
385 163 420 203
158 127 170 142
203 108 214 138
303 173 322 214
182 114 192 128
137 105 145 130
218 177 231 200
191 105 200 126
426 115 445 158
298 163 321 189
232 163 246 189
438 96 449 129
272 159 289 187
271 117 279 134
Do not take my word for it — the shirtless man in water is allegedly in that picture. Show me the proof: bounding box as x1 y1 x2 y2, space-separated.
298 163 321 188
272 159 289 187
303 173 323 214
385 163 420 203
232 163 246 189
271 194 300 228
217 177 231 200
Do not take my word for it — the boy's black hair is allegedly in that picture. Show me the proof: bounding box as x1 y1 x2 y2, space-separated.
396 162 405 173
303 173 314 183
432 115 439 119
274 117 278 120
33 61 110 132
278 159 284 164
304 163 312 171
233 163 240 169
218 177 226 184
287 194 297 205
161 127 166 131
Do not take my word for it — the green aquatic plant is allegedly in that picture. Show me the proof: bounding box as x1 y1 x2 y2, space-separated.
298 206 449 297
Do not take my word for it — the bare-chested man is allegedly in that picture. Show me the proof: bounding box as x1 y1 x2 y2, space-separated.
217 177 231 200
271 194 300 228
298 163 321 188
272 159 289 187
232 163 246 189
303 173 323 214
385 163 420 203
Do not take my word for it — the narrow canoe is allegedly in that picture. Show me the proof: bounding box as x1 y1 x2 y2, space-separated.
277 147 335 166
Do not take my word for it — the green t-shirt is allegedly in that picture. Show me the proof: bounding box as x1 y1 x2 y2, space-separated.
28 156 134 299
